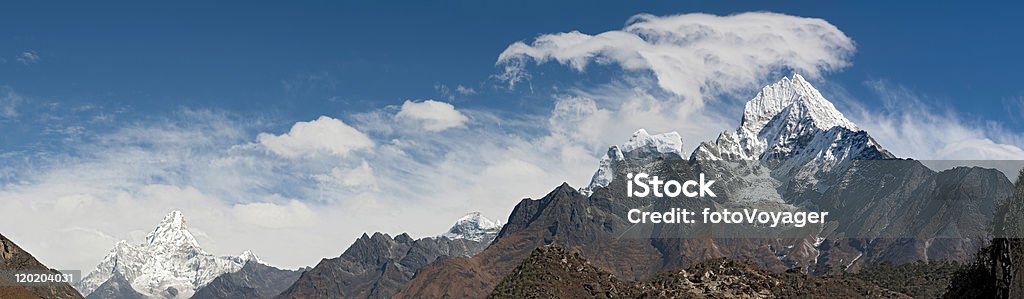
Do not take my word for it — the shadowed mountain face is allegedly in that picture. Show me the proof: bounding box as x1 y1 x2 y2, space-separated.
191 261 302 299
946 169 1024 298
400 159 1010 298
85 272 144 299
398 184 661 298
397 75 1015 298
275 232 490 299
0 233 83 299
489 245 908 298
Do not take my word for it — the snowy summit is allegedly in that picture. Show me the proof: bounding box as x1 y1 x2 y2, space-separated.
75 210 261 299
440 212 502 243
585 74 895 194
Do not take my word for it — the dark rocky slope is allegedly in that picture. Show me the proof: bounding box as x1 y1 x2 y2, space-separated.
275 232 489 299
85 272 144 299
191 261 302 299
490 245 908 298
0 233 83 299
945 169 1024 298
399 160 1010 298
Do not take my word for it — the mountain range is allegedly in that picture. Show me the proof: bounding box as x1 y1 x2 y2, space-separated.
396 74 1014 297
5 74 1016 298
64 210 501 298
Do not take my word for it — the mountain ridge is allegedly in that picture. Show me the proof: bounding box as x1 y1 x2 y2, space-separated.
274 212 502 298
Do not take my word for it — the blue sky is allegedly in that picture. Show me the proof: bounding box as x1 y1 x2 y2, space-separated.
2 1 1024 271
3 1 1023 144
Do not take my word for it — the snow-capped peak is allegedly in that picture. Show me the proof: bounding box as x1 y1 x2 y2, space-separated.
692 74 891 161
582 129 684 194
441 212 502 242
740 74 857 134
76 210 257 299
620 129 684 156
238 250 261 263
146 210 200 248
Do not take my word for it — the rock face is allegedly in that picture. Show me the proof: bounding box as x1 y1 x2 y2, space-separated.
489 245 907 298
191 261 302 299
398 75 1013 298
276 232 489 299
0 233 83 299
946 169 1024 298
75 211 259 298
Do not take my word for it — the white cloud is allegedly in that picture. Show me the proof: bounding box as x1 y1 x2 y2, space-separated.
544 80 734 155
314 160 380 193
847 81 1024 161
456 85 476 95
16 51 40 65
233 199 318 229
497 12 854 106
257 116 374 158
434 84 475 101
394 100 469 132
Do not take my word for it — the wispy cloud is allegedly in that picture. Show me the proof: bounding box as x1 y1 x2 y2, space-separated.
847 80 1024 161
0 86 23 118
456 85 476 96
16 51 40 65
434 84 478 101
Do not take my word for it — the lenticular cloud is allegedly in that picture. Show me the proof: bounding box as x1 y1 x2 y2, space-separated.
497 12 855 104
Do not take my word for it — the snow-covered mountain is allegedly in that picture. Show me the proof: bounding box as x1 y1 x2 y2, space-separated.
692 74 893 161
75 211 259 299
583 74 894 193
440 212 502 243
583 129 684 194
